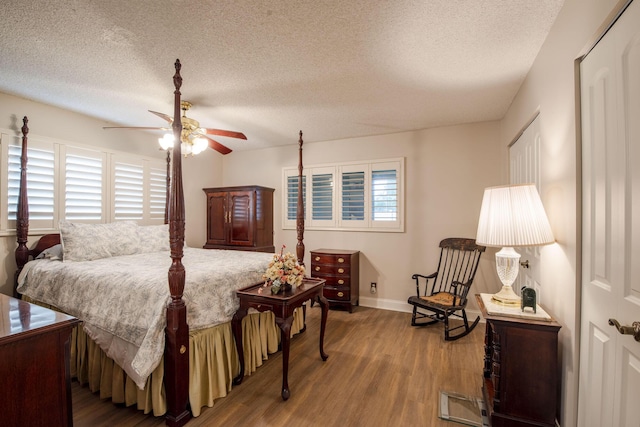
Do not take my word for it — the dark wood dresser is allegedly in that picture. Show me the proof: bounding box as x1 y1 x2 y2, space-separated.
476 294 561 427
203 185 274 252
0 294 80 427
310 249 359 312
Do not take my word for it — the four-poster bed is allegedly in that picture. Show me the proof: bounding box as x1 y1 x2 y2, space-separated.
13 60 309 426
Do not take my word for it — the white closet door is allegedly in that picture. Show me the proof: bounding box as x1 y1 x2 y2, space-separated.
509 115 542 299
578 1 640 425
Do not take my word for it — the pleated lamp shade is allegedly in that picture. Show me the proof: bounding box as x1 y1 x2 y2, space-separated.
476 184 555 248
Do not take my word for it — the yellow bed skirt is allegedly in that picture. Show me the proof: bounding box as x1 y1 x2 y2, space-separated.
25 297 304 417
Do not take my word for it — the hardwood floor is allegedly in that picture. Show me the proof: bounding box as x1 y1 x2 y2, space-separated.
72 306 484 426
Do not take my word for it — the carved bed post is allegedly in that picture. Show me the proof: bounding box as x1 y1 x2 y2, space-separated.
14 117 30 297
164 59 190 427
296 131 305 267
165 149 171 225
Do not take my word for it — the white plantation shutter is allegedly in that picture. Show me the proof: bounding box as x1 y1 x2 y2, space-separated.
149 166 166 220
114 161 144 220
371 169 397 221
8 144 55 226
371 161 402 230
309 166 336 227
286 174 306 221
65 150 103 221
311 173 333 221
341 170 365 221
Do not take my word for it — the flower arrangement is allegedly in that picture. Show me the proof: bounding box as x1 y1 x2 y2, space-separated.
263 245 305 294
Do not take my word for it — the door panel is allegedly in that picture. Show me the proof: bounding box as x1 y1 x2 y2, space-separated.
583 324 614 427
616 349 640 426
206 191 227 245
579 1 640 425
228 191 254 246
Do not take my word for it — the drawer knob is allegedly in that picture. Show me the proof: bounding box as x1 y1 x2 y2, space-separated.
338 257 344 263
337 292 344 297
338 268 344 274
315 256 320 261
338 279 344 285
315 266 320 271
180 345 187 354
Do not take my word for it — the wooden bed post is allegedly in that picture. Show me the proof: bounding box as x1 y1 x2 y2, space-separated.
14 117 30 297
165 149 171 225
164 59 190 427
296 131 305 267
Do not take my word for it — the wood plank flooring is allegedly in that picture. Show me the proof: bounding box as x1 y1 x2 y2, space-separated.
72 306 484 427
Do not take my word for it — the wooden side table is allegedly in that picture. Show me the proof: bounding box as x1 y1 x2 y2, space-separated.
232 278 329 400
0 294 80 427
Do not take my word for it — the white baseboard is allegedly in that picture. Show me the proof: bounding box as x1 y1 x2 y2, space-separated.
358 296 483 323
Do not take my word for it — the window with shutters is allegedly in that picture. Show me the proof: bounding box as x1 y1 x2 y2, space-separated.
282 157 404 232
370 163 400 230
1 132 166 234
286 174 306 221
310 168 335 226
113 160 144 221
342 171 365 221
7 141 55 230
64 147 104 222
149 166 167 221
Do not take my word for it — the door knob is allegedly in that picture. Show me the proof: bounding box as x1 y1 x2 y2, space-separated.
608 319 640 342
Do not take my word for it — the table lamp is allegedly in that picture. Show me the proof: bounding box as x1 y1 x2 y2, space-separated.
475 184 555 305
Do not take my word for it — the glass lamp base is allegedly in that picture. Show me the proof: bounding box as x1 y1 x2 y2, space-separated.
492 247 522 306
491 284 521 306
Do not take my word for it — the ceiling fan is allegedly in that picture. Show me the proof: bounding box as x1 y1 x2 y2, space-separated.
103 101 246 155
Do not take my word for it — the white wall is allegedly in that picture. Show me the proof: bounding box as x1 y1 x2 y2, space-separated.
221 122 504 313
500 0 623 425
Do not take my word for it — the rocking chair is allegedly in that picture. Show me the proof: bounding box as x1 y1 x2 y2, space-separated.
408 238 486 341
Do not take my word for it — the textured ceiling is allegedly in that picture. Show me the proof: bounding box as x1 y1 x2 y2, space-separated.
0 0 564 152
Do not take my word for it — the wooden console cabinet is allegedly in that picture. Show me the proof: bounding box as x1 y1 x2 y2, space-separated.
0 294 80 427
203 185 274 252
476 294 561 427
310 249 359 312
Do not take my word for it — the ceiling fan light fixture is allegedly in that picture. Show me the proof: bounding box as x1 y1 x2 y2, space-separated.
158 132 207 156
192 137 208 155
158 133 174 150
114 100 243 155
181 140 193 156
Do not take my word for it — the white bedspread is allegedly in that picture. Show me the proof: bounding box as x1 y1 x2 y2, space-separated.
17 248 273 388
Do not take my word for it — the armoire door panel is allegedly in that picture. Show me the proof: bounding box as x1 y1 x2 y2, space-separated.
206 192 228 245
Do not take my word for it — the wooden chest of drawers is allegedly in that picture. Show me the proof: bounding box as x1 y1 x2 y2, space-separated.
0 294 80 427
310 249 359 312
476 295 561 427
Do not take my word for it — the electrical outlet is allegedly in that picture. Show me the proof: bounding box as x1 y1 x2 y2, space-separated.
370 282 377 294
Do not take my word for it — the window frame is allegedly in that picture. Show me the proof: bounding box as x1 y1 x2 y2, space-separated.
282 157 404 232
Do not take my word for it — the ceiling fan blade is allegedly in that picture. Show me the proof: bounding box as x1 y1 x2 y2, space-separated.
148 110 173 123
202 134 233 155
203 128 247 140
103 126 170 130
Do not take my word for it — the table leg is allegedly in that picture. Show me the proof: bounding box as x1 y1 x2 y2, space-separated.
300 303 307 333
275 316 294 400
232 308 248 385
316 294 329 361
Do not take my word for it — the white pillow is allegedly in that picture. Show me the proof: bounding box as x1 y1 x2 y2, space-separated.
137 224 170 253
60 221 140 262
35 243 63 261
